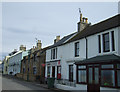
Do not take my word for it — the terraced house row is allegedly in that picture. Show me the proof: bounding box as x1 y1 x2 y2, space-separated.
2 13 120 92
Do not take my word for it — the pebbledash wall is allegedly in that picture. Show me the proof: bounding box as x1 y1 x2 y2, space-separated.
8 50 28 75
45 14 120 91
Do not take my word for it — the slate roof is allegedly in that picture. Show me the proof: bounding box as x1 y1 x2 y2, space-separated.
75 54 120 65
67 14 120 43
48 32 77 49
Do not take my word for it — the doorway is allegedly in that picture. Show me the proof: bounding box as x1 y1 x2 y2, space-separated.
87 65 100 92
52 66 55 78
69 65 73 82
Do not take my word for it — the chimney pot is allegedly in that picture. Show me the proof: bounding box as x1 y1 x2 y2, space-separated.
54 35 60 44
20 45 26 51
37 40 42 49
85 18 88 23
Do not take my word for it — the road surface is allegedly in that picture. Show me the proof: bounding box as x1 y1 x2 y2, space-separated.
1 74 54 92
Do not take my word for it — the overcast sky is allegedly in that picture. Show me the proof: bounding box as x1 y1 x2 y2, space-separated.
1 2 119 60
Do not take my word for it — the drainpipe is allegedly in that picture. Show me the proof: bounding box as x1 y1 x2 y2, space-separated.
85 37 88 59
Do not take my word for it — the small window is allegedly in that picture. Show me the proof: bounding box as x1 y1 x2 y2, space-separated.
56 48 57 59
98 35 101 53
23 68 25 74
103 33 110 52
51 49 53 59
53 48 55 59
75 42 79 57
51 48 57 60
33 67 37 75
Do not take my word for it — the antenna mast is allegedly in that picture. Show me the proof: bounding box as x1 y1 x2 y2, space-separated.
79 8 82 22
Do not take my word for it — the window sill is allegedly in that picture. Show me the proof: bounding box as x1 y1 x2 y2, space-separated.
98 51 117 56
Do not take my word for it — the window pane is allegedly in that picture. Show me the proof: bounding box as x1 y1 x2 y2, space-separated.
78 65 86 69
33 67 37 74
101 64 113 69
98 35 101 53
111 31 115 51
51 49 52 59
104 34 109 42
95 68 99 84
75 42 79 57
101 70 115 86
78 70 86 83
47 66 51 77
53 49 55 59
105 42 110 51
117 64 120 69
89 68 93 84
117 70 120 86
103 33 110 52
56 48 57 59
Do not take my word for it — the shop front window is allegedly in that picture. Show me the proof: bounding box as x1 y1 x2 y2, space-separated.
101 70 115 86
78 70 86 83
47 66 51 77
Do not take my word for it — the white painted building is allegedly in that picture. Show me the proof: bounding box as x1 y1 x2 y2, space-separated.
8 46 28 75
45 14 120 91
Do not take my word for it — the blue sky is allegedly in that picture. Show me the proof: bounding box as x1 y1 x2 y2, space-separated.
1 2 118 60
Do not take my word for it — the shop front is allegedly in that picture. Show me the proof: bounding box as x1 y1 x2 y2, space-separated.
75 54 120 92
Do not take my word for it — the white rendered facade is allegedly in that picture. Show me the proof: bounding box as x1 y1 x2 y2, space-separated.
8 50 28 75
45 23 120 91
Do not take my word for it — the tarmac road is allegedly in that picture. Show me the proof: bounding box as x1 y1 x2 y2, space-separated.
1 74 54 92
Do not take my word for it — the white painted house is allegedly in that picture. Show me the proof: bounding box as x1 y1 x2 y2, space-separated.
45 13 120 92
8 45 28 75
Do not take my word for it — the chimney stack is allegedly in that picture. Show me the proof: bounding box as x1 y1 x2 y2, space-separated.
19 45 26 51
54 35 60 44
77 9 89 32
37 40 42 50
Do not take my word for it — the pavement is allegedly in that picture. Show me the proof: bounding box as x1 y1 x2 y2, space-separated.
2 74 69 92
